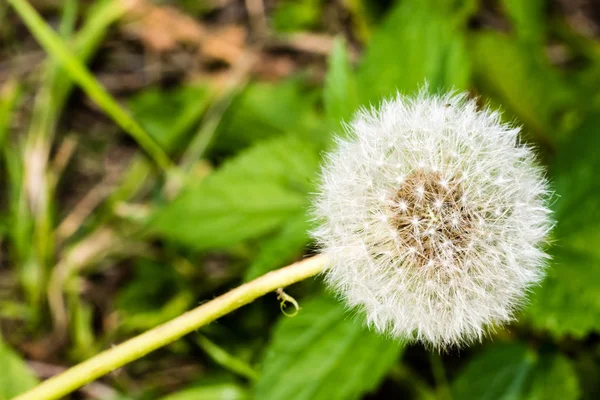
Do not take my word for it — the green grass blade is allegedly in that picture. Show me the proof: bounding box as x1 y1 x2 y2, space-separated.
58 0 78 37
0 79 20 147
8 0 173 171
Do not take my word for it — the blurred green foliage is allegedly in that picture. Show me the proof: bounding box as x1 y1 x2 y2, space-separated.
0 337 39 399
272 0 322 32
452 343 580 399
1 0 600 399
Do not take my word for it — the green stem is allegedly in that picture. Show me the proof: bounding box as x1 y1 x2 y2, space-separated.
430 352 452 400
8 0 172 171
196 334 259 380
15 255 327 400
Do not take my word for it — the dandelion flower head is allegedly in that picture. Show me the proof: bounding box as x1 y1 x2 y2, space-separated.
313 90 552 349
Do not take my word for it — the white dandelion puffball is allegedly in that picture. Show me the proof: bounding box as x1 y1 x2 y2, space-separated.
313 91 552 349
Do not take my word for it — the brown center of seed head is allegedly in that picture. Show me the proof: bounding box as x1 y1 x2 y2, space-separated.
389 170 474 269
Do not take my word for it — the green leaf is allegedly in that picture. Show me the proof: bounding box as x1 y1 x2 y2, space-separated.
525 352 580 400
323 37 359 125
470 31 574 137
452 343 579 400
0 337 38 400
452 343 533 400
214 79 327 153
149 136 320 250
128 85 211 151
526 114 600 337
211 135 320 187
527 248 600 338
151 183 302 251
552 114 600 252
195 335 259 380
356 0 475 103
254 294 403 400
244 214 311 281
158 382 248 400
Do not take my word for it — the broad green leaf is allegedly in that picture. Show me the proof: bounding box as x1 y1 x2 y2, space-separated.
525 352 580 400
356 0 475 103
254 295 403 400
128 85 211 151
323 37 359 125
527 248 600 338
526 114 600 337
552 114 600 253
212 134 320 187
149 136 320 250
214 79 327 153
452 343 579 400
470 31 574 137
0 337 38 400
452 344 533 400
244 214 311 281
151 181 303 250
158 382 248 400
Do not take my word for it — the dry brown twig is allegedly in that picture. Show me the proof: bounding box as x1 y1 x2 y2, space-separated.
245 0 269 40
48 228 149 340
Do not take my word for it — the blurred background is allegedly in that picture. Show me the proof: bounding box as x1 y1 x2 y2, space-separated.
0 0 599 399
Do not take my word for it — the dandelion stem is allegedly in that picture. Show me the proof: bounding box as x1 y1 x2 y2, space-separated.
14 255 327 400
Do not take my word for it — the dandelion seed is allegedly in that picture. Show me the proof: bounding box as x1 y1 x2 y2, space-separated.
397 200 408 212
312 90 552 349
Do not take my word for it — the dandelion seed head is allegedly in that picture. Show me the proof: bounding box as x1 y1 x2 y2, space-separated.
312 90 552 349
